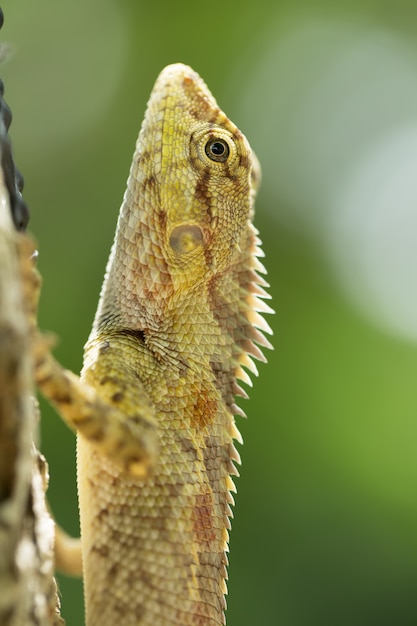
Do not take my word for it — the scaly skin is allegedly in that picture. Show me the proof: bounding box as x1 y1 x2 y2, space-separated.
36 63 272 625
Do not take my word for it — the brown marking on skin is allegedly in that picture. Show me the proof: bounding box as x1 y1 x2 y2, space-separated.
138 149 150 162
190 388 217 428
138 569 153 590
223 163 232 180
203 245 215 274
96 506 110 521
180 437 199 459
210 110 223 125
189 153 205 172
135 604 145 621
51 389 72 404
184 602 213 625
99 375 120 387
238 151 250 169
210 215 219 229
194 169 210 204
34 371 53 386
167 482 183 496
204 236 259 412
209 359 225 396
203 436 228 466
203 438 229 490
192 492 216 545
107 563 120 585
112 599 145 621
188 96 219 123
107 562 119 580
183 76 221 123
71 413 94 427
156 207 167 232
143 172 155 185
91 543 109 558
214 111 228 126
177 359 189 377
86 427 106 443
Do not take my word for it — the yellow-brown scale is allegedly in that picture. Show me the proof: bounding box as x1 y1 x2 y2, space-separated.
77 64 272 625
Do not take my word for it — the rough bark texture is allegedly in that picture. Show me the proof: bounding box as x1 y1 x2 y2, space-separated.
0 165 63 625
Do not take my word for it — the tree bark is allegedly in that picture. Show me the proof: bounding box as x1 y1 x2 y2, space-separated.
0 165 63 626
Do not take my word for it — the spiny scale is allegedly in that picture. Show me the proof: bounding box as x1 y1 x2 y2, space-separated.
77 63 273 625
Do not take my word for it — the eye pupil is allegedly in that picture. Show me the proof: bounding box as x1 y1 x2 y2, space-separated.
205 138 230 162
211 142 225 155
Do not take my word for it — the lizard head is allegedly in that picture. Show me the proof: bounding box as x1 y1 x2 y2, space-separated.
99 64 263 332
129 64 260 297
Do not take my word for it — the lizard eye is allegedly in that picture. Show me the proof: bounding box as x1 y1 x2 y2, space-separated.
205 138 230 162
191 126 240 172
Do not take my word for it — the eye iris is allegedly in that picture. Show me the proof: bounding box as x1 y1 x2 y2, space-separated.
205 138 229 162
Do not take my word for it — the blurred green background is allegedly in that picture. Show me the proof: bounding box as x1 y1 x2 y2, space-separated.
2 1 417 624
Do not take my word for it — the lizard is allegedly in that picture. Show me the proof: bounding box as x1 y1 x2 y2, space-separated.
35 63 273 625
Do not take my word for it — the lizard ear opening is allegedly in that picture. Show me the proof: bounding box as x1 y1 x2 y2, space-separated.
169 224 204 255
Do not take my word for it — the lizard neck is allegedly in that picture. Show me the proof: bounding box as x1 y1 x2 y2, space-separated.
93 252 224 366
91 200 242 349
89 213 271 406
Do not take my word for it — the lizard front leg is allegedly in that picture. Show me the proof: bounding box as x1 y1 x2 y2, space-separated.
21 227 158 479
34 340 158 477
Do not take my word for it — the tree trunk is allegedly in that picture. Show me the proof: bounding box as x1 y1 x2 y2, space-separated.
0 164 63 626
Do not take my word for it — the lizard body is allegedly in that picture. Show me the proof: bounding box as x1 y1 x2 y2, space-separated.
36 63 272 625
